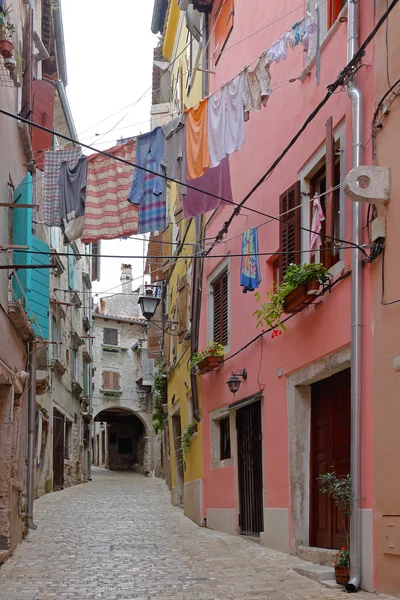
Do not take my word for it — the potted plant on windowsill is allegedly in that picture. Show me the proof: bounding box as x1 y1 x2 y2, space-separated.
254 263 331 334
0 4 15 58
188 342 224 375
182 420 198 458
318 471 352 585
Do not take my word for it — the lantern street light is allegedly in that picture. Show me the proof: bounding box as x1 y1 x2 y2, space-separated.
226 369 247 395
138 288 160 321
137 389 147 401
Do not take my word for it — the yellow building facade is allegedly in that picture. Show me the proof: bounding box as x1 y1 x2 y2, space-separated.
159 1 205 525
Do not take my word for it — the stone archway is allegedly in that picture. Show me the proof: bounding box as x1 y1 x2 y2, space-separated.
94 407 150 474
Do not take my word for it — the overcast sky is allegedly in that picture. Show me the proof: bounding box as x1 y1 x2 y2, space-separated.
62 0 158 297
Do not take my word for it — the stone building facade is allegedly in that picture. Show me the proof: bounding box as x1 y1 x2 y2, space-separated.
92 265 157 474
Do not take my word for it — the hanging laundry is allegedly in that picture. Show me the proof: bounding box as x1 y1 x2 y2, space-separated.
208 84 227 168
285 30 296 50
243 52 272 122
82 138 139 244
185 98 210 180
240 227 261 293
161 113 187 193
225 72 246 155
59 156 88 244
43 147 81 227
137 151 167 234
302 13 318 61
128 127 164 204
310 194 325 256
292 21 302 46
267 35 288 63
182 156 232 219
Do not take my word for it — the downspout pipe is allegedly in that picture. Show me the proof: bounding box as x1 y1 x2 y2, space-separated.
346 0 363 592
26 342 38 530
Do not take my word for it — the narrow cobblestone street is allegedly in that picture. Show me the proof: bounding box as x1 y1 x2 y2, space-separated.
0 470 392 600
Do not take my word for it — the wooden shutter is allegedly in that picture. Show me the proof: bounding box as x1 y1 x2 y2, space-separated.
163 324 171 367
103 328 118 346
102 371 119 390
91 241 101 282
177 275 188 343
31 80 55 171
328 0 346 28
213 0 234 63
67 248 75 290
145 233 166 282
213 270 228 346
325 116 334 266
279 181 301 279
148 301 163 360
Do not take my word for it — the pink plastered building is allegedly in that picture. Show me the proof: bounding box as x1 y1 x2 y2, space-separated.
198 0 380 592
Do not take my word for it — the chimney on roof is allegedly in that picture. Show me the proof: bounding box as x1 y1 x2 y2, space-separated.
120 264 133 295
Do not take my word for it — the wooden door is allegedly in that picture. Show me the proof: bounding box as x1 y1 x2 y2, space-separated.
236 400 264 535
53 409 65 490
310 369 350 549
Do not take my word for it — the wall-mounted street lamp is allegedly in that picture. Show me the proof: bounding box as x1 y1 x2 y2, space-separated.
99 421 105 429
138 288 160 321
226 369 247 396
137 389 147 401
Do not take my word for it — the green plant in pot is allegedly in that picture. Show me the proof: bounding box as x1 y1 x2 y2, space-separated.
0 3 15 58
188 341 224 373
318 471 352 585
254 263 330 334
151 368 167 434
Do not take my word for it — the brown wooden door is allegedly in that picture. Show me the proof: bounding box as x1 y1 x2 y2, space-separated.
236 400 264 535
310 369 350 549
53 409 65 490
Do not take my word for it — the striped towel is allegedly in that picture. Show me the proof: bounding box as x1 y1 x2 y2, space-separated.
82 139 139 244
43 147 81 226
137 152 166 234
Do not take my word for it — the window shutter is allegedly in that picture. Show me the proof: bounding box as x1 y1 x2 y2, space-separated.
213 0 234 63
279 182 301 279
31 80 55 171
177 275 188 343
112 372 120 390
102 371 110 389
325 116 334 266
163 325 171 367
68 248 75 290
103 328 118 346
148 301 163 360
213 270 228 346
145 233 166 282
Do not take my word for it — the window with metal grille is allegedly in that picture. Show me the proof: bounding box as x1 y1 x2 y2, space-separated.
219 416 231 460
212 269 229 346
103 328 118 346
102 371 120 391
279 182 301 280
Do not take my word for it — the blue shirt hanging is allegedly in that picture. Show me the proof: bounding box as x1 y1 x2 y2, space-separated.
240 227 261 293
128 127 164 205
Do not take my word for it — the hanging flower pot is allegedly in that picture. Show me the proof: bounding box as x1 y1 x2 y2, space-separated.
0 38 13 58
334 565 350 585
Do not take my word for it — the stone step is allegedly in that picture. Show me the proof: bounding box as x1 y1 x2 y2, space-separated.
293 562 335 582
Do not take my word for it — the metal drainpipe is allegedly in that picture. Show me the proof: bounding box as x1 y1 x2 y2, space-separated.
26 342 37 530
346 0 363 592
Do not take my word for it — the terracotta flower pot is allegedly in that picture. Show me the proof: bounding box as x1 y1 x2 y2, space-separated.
334 565 350 585
283 279 321 314
197 355 223 375
0 39 13 58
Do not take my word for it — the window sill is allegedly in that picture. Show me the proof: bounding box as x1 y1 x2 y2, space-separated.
212 458 233 470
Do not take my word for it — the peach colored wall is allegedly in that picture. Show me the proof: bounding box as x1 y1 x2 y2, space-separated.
371 1 400 596
200 0 376 548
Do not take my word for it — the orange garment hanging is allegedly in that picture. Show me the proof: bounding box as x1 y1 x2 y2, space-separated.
185 98 211 180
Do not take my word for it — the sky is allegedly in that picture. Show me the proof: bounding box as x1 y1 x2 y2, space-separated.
62 0 159 297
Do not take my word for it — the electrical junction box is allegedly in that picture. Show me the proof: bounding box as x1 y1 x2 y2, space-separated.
382 515 400 555
371 216 386 242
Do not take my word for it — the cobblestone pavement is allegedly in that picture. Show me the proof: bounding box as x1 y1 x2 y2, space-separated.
0 469 394 600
